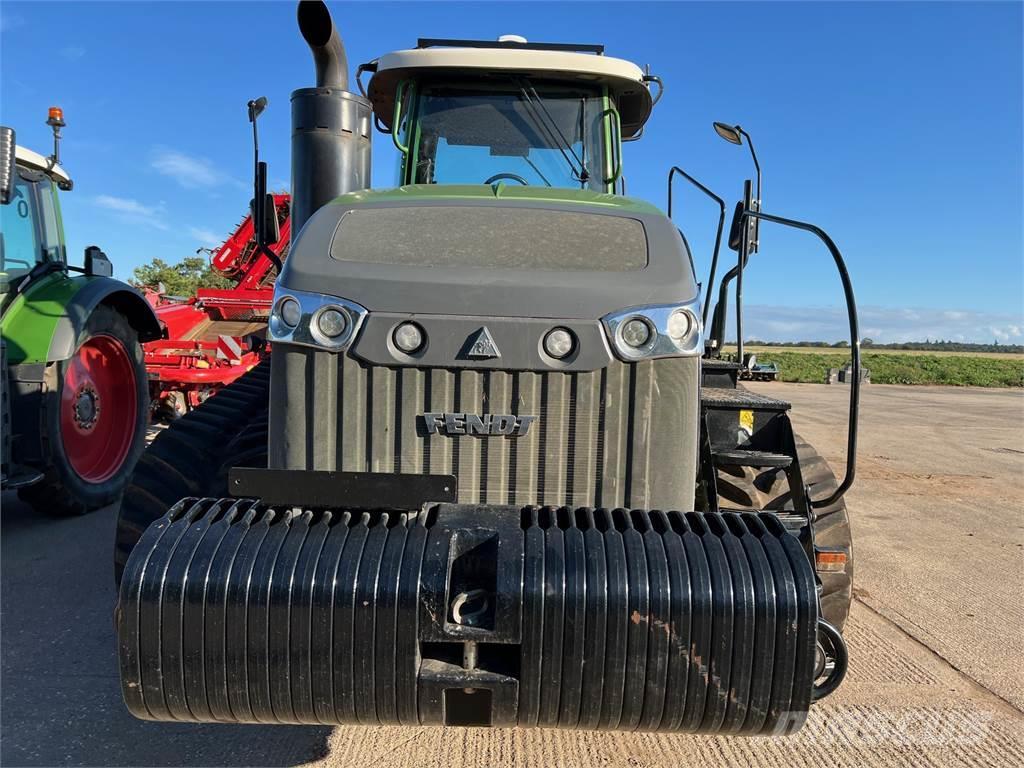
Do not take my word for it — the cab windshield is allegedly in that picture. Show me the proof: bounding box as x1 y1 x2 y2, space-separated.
409 80 611 192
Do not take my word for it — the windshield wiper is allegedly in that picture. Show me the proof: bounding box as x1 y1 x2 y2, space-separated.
517 79 590 187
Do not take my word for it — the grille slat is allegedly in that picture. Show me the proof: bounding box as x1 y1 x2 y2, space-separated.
275 352 697 510
514 372 541 505
542 373 570 506
371 367 395 473
456 371 483 503
601 363 629 508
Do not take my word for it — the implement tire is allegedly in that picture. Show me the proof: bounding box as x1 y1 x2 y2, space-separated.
716 435 854 631
113 362 270 586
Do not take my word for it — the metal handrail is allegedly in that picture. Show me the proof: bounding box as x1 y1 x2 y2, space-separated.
667 167 726 328
740 209 860 508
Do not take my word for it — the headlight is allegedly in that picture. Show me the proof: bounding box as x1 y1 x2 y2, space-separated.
667 309 692 341
316 308 348 338
278 297 301 328
268 288 366 352
543 327 575 359
393 322 424 354
620 318 652 349
602 301 702 360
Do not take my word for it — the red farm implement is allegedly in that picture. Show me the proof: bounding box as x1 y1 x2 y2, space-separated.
143 194 290 418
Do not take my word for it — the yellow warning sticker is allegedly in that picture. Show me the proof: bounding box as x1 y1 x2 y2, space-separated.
739 409 754 434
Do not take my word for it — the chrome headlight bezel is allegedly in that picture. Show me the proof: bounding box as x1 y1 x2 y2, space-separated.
602 300 702 361
269 287 367 352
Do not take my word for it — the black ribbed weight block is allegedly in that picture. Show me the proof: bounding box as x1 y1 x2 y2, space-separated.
118 500 818 734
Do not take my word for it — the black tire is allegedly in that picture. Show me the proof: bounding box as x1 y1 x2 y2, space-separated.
716 435 854 630
18 305 148 516
113 362 271 586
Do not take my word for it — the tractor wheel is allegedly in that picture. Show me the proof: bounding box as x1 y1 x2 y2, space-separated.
715 435 854 631
18 305 148 516
113 362 270 586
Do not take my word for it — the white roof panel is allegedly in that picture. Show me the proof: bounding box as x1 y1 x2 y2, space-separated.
14 144 72 187
367 45 655 137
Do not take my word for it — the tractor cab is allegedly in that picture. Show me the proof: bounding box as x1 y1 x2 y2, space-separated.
0 110 114 309
0 125 73 304
365 38 659 192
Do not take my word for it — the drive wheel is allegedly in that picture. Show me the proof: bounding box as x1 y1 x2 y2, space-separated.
716 435 854 630
19 305 148 516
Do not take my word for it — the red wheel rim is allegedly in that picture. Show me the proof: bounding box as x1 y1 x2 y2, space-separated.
61 334 138 483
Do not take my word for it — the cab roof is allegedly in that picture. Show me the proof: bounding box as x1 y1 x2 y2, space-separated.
366 38 656 138
14 144 72 188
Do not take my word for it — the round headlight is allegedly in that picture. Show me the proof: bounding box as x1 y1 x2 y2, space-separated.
393 322 424 353
279 297 301 328
543 327 575 359
667 309 692 341
621 318 652 348
316 308 348 338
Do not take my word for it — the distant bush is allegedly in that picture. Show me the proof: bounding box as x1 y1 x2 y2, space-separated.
750 352 1024 388
729 340 1023 354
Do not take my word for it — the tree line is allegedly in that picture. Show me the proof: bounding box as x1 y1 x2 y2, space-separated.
739 339 1023 354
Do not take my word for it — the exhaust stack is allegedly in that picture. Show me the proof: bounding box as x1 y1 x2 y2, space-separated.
290 0 371 237
298 0 348 89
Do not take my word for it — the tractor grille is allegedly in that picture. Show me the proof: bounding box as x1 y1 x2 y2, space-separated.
270 350 698 510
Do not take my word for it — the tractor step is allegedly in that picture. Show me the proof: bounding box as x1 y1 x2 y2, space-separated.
118 498 826 734
701 386 790 411
0 465 44 490
713 449 793 469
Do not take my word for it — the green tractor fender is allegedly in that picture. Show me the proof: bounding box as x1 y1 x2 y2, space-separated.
2 272 161 365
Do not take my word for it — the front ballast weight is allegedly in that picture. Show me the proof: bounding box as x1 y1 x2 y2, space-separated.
118 498 845 734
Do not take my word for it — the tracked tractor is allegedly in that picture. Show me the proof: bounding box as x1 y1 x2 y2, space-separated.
116 0 857 734
1 110 160 515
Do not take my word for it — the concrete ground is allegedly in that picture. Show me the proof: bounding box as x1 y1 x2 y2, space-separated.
2 383 1022 767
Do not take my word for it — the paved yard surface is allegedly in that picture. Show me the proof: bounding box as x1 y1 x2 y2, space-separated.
2 383 1022 767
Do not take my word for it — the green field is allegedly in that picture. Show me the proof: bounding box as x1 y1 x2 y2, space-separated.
729 347 1024 388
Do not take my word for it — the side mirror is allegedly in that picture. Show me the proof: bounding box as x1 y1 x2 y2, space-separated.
251 193 280 246
262 194 280 245
727 201 745 252
0 127 16 206
84 246 114 277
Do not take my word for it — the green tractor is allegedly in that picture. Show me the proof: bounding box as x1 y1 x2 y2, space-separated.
115 1 859 734
0 110 160 514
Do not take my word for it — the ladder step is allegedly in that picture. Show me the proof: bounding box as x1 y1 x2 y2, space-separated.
713 449 792 469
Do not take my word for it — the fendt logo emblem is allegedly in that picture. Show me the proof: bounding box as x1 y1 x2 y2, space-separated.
424 413 537 437
463 326 500 359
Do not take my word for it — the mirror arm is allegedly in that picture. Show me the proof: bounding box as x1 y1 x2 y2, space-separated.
741 208 860 508
735 180 754 363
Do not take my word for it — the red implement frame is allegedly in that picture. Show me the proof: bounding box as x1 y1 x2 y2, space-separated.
143 194 290 417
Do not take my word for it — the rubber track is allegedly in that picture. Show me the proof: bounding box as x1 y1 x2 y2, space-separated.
114 362 270 585
715 435 854 630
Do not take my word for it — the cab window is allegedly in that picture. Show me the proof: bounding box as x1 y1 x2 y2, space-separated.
36 177 64 262
0 174 44 280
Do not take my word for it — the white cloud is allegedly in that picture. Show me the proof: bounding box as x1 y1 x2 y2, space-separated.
60 45 86 61
188 227 223 247
151 148 222 189
93 195 167 230
731 304 1024 345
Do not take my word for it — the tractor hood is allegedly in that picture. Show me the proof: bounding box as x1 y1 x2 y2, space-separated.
280 185 697 320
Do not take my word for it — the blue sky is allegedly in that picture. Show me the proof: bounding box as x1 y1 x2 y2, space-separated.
2 1 1021 343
